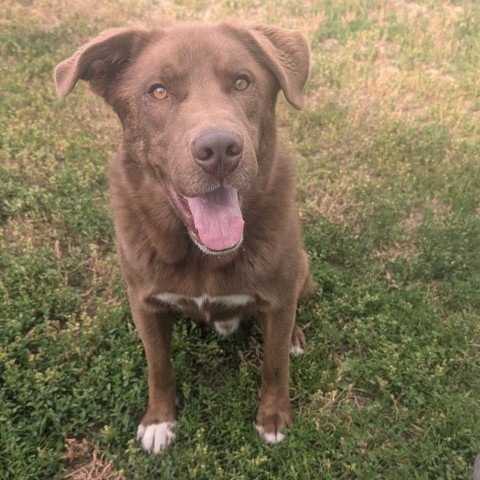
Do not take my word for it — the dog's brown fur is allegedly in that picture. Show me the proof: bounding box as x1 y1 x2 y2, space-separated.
55 22 314 451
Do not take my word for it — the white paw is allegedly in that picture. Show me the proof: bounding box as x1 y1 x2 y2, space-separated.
137 422 176 453
255 424 286 445
214 317 240 337
290 344 305 356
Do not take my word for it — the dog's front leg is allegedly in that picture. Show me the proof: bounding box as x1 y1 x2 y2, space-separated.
255 302 296 444
129 293 176 453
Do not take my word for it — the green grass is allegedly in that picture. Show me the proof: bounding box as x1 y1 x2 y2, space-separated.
1 0 480 478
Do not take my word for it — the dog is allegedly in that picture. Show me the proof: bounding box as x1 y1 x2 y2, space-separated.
55 21 314 453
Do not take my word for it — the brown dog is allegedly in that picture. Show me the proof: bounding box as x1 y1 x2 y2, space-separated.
55 22 314 453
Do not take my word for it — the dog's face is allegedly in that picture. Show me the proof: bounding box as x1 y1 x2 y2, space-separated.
118 26 273 253
55 23 309 254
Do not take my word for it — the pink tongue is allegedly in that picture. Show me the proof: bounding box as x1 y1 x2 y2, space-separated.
186 187 244 251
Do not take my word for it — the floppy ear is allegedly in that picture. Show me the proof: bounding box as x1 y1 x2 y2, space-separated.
225 24 310 110
54 27 150 99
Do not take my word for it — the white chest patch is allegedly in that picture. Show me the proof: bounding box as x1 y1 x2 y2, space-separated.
154 292 254 310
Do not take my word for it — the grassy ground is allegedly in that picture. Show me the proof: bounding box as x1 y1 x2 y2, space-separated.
1 0 480 478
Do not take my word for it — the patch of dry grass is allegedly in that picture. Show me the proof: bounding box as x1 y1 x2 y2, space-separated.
62 439 126 480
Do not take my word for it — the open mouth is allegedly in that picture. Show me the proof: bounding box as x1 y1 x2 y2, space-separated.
167 184 244 253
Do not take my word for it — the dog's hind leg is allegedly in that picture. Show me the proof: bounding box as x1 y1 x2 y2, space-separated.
289 249 314 355
290 322 306 356
298 249 315 301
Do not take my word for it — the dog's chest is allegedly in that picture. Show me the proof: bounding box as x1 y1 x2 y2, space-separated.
154 292 255 321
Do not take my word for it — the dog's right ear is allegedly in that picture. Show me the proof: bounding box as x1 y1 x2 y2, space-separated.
54 27 150 99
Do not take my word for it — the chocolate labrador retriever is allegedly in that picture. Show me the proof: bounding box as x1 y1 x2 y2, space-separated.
55 22 314 453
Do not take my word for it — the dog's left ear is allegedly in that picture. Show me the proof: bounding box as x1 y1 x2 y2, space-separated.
54 27 150 100
228 24 310 110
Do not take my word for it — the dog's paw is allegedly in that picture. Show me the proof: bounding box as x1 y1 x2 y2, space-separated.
137 422 176 453
290 323 306 356
255 423 286 444
255 408 292 445
290 344 305 356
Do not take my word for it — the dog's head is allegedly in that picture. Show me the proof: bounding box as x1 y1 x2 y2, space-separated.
54 23 309 254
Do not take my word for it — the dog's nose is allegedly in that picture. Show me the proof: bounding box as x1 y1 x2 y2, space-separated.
191 129 243 179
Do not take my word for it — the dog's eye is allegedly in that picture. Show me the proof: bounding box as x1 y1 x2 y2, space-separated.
149 85 169 100
234 77 250 91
